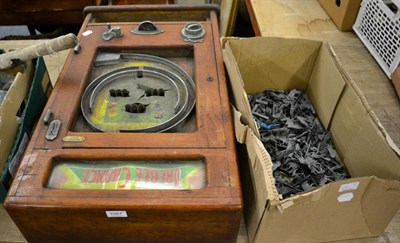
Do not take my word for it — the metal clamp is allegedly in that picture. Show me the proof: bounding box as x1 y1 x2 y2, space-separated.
181 22 206 43
131 21 164 35
102 23 124 41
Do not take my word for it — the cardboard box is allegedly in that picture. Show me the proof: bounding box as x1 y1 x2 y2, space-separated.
0 57 51 202
0 61 34 177
319 0 362 31
222 37 400 242
391 66 400 98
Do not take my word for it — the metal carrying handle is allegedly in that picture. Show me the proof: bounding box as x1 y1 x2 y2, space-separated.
83 4 220 24
131 21 164 35
84 4 220 16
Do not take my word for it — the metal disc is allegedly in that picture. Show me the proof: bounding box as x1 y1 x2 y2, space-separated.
81 59 195 132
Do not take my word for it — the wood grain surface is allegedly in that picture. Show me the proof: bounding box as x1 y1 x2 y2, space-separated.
0 0 102 25
2 6 242 242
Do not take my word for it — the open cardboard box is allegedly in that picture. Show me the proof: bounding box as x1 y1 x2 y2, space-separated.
222 37 400 242
0 61 34 177
0 57 51 202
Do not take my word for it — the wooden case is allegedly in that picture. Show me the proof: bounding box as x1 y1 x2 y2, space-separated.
4 5 242 242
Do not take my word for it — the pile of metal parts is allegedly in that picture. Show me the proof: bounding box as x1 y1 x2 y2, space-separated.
249 89 349 199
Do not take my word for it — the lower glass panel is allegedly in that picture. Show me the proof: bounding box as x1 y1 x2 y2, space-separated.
47 160 205 190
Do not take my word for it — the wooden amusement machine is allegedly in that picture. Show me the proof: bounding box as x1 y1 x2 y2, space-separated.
4 5 242 242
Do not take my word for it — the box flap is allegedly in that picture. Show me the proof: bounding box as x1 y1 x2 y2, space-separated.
220 36 238 49
255 177 400 242
361 177 400 234
231 105 247 144
222 42 259 136
307 44 346 129
330 74 400 180
245 129 280 205
223 37 321 94
326 38 400 158
243 128 280 241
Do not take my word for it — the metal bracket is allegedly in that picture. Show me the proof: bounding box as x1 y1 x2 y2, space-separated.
74 43 81 54
102 23 124 41
131 21 164 35
43 109 53 125
181 22 206 43
46 120 61 141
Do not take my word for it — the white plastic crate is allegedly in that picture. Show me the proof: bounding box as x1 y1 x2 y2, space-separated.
353 0 400 78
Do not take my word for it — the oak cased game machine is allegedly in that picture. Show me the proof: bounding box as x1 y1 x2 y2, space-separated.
4 5 242 242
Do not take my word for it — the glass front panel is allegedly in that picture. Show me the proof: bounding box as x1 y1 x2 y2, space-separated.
75 49 196 133
47 160 205 190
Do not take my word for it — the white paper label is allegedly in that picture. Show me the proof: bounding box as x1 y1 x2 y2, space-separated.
106 211 128 218
337 192 354 203
339 182 360 192
83 30 93 36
